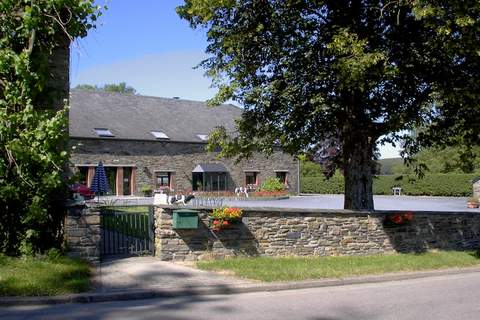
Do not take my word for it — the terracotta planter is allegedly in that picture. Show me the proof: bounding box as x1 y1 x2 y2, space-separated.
209 217 241 231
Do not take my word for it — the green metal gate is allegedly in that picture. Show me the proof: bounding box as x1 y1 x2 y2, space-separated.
100 206 154 259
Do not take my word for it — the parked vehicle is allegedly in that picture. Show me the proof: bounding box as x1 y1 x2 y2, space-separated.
70 183 95 199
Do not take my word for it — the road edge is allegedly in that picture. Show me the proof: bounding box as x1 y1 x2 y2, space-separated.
2 266 480 306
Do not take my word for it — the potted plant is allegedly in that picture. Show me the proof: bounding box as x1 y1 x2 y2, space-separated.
209 207 243 231
140 185 153 197
384 212 414 226
467 197 479 209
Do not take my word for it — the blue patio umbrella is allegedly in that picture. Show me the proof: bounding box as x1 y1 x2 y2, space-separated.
90 161 110 195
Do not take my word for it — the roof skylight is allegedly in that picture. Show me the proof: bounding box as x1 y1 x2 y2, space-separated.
95 128 114 137
151 131 169 139
197 134 208 141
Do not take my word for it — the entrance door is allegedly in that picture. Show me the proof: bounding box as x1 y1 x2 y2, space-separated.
123 167 132 195
192 172 203 191
104 167 117 195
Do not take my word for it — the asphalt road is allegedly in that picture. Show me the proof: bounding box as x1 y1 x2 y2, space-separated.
3 271 480 320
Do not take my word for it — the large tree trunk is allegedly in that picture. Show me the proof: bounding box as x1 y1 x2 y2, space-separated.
343 133 375 210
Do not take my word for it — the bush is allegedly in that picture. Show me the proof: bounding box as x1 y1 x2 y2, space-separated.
301 172 345 194
140 185 153 196
372 174 477 197
301 173 478 197
260 177 286 192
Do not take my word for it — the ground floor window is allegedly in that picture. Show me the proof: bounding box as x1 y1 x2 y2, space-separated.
123 167 132 195
245 171 258 185
276 171 288 184
192 172 227 191
104 167 117 195
75 165 136 196
77 167 89 185
155 172 171 188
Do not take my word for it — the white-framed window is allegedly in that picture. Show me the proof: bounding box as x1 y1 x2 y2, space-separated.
151 131 169 139
94 128 114 137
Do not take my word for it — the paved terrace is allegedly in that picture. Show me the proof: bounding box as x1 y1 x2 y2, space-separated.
93 195 479 212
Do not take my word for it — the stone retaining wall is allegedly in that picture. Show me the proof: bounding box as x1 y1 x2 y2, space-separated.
65 203 101 264
154 206 480 261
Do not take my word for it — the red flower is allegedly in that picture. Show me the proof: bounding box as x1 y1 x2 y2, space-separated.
213 220 219 225
403 212 414 221
222 220 230 226
391 214 404 225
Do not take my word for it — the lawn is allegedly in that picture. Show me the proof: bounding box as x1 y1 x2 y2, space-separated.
196 251 480 282
0 254 91 296
104 205 150 213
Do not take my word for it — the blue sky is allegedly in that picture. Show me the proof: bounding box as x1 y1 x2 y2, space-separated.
71 0 400 159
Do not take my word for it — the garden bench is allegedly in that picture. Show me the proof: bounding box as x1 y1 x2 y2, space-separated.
392 187 402 196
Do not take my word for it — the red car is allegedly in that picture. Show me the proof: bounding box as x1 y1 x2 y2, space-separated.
70 183 95 199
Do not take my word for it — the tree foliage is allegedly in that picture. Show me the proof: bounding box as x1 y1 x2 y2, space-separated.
74 82 137 94
0 0 101 255
178 0 480 210
391 146 480 175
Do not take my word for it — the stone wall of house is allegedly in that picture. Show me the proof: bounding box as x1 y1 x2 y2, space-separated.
65 202 101 264
154 206 480 261
70 138 299 194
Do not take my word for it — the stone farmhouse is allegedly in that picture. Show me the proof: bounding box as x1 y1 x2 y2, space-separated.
69 90 299 196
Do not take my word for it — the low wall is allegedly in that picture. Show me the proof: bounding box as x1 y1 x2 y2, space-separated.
65 202 101 264
154 206 480 261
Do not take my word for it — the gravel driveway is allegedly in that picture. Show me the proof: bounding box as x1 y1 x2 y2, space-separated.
96 194 479 212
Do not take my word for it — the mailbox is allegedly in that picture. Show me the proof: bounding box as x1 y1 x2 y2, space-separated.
172 209 199 229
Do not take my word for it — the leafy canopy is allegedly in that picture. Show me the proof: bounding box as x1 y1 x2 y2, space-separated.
178 0 480 209
0 0 101 255
74 82 137 95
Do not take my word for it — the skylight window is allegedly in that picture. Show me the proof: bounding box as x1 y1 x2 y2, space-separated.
151 131 169 139
197 134 208 141
95 128 114 137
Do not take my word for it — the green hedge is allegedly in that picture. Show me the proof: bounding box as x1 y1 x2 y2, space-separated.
301 173 344 194
301 174 477 197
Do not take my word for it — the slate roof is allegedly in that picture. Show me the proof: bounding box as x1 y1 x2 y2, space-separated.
69 89 242 142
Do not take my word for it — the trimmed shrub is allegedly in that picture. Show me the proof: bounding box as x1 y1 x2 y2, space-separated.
301 172 344 194
301 174 477 197
260 177 286 192
372 174 476 197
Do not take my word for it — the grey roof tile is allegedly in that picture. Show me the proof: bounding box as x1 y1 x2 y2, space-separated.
69 90 242 142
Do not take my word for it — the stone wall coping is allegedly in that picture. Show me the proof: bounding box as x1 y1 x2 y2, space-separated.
154 204 479 216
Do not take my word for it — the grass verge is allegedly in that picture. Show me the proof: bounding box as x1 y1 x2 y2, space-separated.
0 254 91 296
196 251 480 282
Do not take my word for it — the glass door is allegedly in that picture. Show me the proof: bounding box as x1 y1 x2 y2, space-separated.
123 167 132 195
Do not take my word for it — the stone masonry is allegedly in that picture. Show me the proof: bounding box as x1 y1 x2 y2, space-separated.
154 206 480 261
70 138 299 194
65 202 101 264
